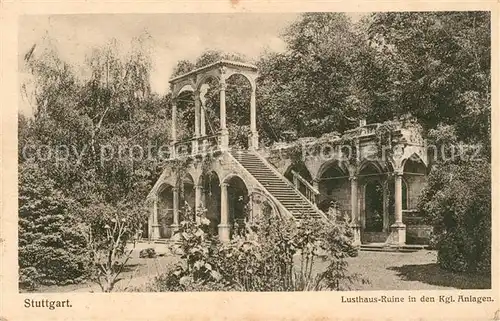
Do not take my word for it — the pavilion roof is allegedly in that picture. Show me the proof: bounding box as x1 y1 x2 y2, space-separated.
169 60 258 84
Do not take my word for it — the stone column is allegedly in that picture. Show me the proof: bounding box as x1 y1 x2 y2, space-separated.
219 182 231 242
194 184 203 224
382 181 389 232
171 187 180 232
219 81 229 151
390 172 406 245
193 91 201 155
249 86 259 150
349 176 361 245
150 196 160 240
200 99 207 152
171 99 178 159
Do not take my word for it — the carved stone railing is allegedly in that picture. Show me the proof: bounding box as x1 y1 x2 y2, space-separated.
196 135 220 155
172 135 220 159
291 170 320 205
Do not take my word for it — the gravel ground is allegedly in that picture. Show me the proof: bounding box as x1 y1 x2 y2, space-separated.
32 245 489 292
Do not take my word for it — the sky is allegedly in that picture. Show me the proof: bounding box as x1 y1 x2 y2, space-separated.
18 13 365 115
19 14 298 91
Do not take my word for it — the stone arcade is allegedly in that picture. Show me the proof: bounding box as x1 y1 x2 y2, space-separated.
145 60 431 247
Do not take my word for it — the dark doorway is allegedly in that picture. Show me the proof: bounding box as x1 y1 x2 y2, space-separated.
364 181 384 232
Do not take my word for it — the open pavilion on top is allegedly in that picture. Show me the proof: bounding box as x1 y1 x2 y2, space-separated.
146 60 431 248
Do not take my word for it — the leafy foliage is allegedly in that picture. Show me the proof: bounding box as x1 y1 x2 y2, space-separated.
18 162 89 290
365 12 490 146
144 204 364 292
83 202 147 292
19 35 167 289
418 158 490 274
257 13 370 141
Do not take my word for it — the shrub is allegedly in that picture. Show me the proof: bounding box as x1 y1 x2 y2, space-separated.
419 158 491 274
18 162 90 290
139 248 157 258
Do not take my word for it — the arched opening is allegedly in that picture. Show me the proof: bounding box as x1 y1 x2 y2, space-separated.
201 171 221 236
157 184 174 238
198 77 221 141
226 73 252 149
225 175 250 238
248 190 277 223
180 173 195 222
402 155 426 223
358 162 387 242
403 155 426 210
284 161 313 197
318 161 349 213
176 89 195 142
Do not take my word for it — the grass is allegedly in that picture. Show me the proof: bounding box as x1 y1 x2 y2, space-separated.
29 245 490 292
346 250 490 290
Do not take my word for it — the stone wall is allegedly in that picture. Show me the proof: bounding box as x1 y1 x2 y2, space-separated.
318 179 350 212
405 174 426 209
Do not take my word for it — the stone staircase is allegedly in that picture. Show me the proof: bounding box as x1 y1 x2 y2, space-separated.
360 243 429 253
231 150 324 220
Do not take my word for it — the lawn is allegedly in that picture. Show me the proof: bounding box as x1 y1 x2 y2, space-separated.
31 244 490 292
346 250 490 290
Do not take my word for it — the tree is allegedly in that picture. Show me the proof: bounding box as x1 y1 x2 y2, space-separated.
83 202 147 292
19 34 169 289
365 12 490 147
256 13 372 141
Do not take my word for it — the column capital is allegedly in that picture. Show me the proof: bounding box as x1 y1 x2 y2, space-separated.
394 170 404 177
220 182 229 188
172 187 179 192
219 82 227 91
349 175 358 182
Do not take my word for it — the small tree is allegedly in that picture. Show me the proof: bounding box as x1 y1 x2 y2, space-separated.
83 202 147 292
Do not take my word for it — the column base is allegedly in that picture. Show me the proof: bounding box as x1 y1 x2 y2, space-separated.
170 143 177 159
388 223 406 246
218 224 231 242
191 139 199 155
350 223 361 246
220 129 229 151
249 132 259 150
151 224 161 240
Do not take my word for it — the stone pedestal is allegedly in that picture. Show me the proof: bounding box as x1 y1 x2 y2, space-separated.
150 197 160 240
219 182 230 242
218 224 231 242
220 129 229 151
350 223 361 246
389 222 406 246
249 132 259 150
151 225 161 240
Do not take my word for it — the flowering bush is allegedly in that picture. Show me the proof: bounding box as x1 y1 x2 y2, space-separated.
147 204 366 291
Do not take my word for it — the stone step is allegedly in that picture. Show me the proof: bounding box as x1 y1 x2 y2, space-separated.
231 150 322 221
